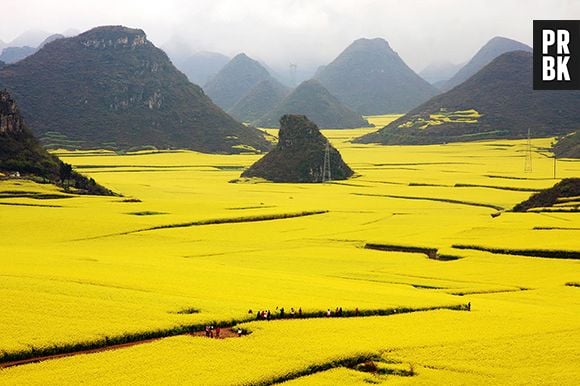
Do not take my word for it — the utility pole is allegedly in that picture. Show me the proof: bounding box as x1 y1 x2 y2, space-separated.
524 128 533 173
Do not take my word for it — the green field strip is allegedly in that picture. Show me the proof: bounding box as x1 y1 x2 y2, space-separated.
453 183 540 192
532 227 580 230
447 288 529 296
452 244 580 259
73 210 330 240
0 191 73 200
0 202 63 208
352 193 504 211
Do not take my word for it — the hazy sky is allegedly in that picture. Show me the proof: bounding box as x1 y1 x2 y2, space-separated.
2 0 579 72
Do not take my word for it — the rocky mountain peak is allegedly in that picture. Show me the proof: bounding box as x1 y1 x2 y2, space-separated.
278 114 321 148
241 114 354 182
77 26 149 50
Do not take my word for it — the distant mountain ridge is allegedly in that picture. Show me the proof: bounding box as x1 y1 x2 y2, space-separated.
441 36 532 91
228 77 291 123
254 80 369 129
6 29 52 48
0 46 36 64
315 37 438 115
0 26 270 153
356 51 580 145
172 51 230 87
0 34 64 64
419 61 462 86
204 53 272 111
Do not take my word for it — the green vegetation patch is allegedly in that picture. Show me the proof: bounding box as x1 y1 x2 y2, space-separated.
126 211 167 216
512 178 580 211
171 307 201 315
231 144 260 154
40 131 87 150
119 198 142 203
214 165 246 171
364 243 462 261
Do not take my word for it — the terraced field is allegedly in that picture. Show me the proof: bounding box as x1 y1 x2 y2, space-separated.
0 121 578 384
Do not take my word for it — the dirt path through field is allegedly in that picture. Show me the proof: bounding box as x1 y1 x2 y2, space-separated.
0 328 242 369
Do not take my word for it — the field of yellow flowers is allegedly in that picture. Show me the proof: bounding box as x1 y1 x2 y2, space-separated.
0 119 578 384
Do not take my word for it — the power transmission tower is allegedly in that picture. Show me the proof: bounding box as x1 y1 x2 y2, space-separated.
524 128 533 173
322 140 331 182
289 63 297 87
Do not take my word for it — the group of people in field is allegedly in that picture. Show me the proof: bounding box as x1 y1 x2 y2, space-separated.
253 306 302 320
204 325 220 338
251 306 358 320
203 303 470 339
326 307 350 317
204 325 243 338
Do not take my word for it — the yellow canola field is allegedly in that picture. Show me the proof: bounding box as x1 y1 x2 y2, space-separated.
2 290 579 385
0 128 579 384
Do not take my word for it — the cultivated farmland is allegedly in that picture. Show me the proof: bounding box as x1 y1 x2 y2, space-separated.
0 120 578 384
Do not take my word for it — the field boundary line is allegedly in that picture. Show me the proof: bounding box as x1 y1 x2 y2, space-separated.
72 210 330 241
352 193 504 211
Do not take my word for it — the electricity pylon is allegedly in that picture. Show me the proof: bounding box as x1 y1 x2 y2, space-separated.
322 141 331 182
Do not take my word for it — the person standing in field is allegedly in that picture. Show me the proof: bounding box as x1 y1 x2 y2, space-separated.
205 325 210 337
298 307 302 317
290 308 295 318
267 310 271 321
326 309 331 317
237 328 243 337
280 307 285 318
